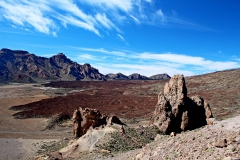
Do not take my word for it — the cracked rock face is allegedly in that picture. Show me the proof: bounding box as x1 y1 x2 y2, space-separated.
150 74 213 134
72 107 124 138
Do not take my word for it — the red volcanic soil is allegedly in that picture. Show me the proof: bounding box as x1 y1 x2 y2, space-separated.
10 69 240 121
10 80 167 120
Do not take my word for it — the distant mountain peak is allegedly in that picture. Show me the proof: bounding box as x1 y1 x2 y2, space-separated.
105 72 170 80
0 48 106 83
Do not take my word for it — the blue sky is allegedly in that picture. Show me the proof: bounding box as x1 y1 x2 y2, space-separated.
0 0 240 77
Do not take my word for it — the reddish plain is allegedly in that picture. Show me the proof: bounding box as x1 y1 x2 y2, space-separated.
11 68 240 121
10 80 167 121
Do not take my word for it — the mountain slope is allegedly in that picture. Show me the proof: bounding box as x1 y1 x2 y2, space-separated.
105 73 171 80
0 48 106 82
149 73 171 80
0 48 171 83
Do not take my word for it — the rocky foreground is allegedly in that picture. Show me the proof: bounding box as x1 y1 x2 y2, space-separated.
135 116 240 160
34 116 239 160
41 75 239 160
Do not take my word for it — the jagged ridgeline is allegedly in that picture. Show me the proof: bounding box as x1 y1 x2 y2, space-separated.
0 48 105 82
0 48 170 83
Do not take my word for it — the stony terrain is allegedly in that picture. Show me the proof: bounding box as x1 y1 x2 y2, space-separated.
58 116 240 160
10 68 240 122
134 116 240 160
0 68 240 159
186 69 240 120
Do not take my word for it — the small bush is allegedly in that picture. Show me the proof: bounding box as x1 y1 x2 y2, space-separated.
100 125 163 153
44 113 71 130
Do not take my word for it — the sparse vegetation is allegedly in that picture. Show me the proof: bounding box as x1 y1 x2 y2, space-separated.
36 140 69 155
100 125 163 153
44 113 71 130
174 153 178 158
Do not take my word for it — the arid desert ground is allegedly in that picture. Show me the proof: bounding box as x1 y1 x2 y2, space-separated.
0 69 240 159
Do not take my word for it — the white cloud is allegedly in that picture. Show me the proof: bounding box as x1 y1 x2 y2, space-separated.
0 0 57 35
156 9 165 22
135 52 240 71
231 55 240 62
71 47 240 75
0 0 213 36
57 15 100 36
94 63 194 77
95 13 119 31
52 0 97 26
73 47 127 57
78 54 97 60
82 0 133 12
117 34 129 45
130 15 140 24
52 32 57 37
145 0 152 3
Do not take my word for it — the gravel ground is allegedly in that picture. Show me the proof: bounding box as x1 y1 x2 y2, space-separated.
0 138 60 160
134 115 240 160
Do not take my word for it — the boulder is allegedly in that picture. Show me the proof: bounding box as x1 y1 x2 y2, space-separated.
49 151 63 160
150 74 213 134
72 107 124 138
215 139 227 148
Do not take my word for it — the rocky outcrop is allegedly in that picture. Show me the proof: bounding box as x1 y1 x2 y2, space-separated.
72 107 124 138
150 74 213 134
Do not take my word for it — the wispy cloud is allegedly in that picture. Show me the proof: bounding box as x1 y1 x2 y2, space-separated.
82 0 133 12
67 47 240 76
135 52 240 71
78 54 98 60
130 15 140 24
156 9 165 22
231 55 240 62
72 47 127 57
0 0 57 36
95 13 120 32
0 0 213 37
56 14 100 36
117 34 129 46
95 63 195 77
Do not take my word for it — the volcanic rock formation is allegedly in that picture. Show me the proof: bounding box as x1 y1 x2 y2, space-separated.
72 107 124 138
150 74 213 134
0 48 106 82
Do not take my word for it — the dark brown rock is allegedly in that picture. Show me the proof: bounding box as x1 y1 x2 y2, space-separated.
72 107 124 138
150 74 213 134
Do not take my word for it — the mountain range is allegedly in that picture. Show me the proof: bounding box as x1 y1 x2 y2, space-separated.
0 48 170 83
